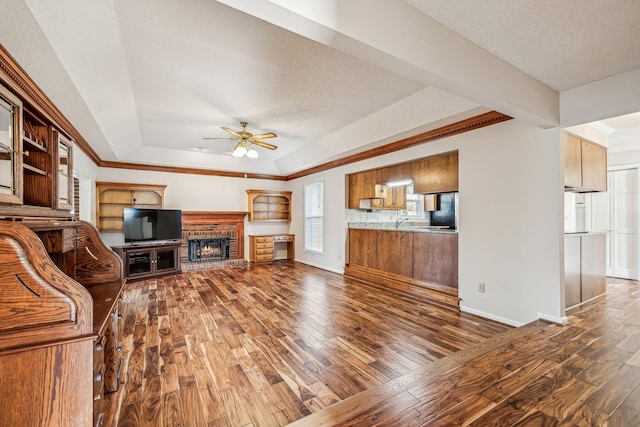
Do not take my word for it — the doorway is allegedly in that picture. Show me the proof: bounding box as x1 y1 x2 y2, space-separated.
591 168 639 279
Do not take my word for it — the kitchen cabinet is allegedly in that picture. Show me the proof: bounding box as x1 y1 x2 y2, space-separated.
413 232 458 288
380 162 413 183
564 133 607 192
412 151 459 194
346 228 459 308
348 170 378 208
375 230 414 277
113 242 181 281
564 233 606 308
347 151 458 209
348 228 413 276
374 184 407 209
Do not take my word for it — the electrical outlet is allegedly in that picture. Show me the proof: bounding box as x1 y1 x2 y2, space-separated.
478 282 485 293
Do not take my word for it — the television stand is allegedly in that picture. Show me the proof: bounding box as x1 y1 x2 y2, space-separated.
113 241 182 281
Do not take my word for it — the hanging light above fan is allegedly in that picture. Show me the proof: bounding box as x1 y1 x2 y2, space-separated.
204 121 277 158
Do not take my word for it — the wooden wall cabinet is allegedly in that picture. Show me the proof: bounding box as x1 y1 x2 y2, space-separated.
0 82 76 215
374 184 407 209
347 170 378 209
565 233 606 308
96 182 165 232
412 151 459 194
564 133 607 192
347 151 458 209
113 242 181 281
348 163 412 209
246 190 291 222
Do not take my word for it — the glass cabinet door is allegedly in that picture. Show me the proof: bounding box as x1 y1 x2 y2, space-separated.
0 85 22 204
56 132 73 209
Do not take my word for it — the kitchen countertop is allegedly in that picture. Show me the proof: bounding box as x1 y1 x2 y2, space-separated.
348 222 458 234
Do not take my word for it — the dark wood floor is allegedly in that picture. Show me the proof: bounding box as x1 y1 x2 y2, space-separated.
103 261 510 426
104 263 640 426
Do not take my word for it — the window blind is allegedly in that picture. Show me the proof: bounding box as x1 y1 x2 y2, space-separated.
304 179 323 254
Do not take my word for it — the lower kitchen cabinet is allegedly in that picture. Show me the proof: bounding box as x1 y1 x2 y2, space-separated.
565 233 606 308
346 228 459 309
412 232 458 288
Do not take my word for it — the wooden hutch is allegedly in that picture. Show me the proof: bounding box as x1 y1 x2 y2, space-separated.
0 46 124 426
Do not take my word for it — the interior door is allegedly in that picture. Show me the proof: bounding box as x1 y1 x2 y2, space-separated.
611 169 639 279
590 172 612 276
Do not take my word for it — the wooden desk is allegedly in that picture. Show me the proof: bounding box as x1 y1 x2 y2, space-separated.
249 234 295 263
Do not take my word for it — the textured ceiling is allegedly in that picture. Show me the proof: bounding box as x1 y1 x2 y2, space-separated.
1 0 638 174
405 0 640 91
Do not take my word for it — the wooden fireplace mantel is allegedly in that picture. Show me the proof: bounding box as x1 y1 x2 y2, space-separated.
182 211 248 223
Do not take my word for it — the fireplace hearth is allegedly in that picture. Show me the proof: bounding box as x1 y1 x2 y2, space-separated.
188 236 229 262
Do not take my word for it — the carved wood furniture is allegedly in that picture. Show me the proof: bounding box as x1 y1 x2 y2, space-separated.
0 220 124 427
0 43 127 427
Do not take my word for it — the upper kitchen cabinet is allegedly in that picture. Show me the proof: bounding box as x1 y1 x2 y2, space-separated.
564 133 607 192
412 151 459 194
381 162 413 183
348 170 378 209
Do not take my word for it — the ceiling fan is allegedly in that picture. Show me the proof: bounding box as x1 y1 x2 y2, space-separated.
204 121 277 158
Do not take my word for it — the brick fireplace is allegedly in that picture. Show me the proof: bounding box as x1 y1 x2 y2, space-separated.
181 211 248 270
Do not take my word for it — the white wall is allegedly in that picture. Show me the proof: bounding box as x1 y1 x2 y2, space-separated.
96 167 291 248
289 119 564 326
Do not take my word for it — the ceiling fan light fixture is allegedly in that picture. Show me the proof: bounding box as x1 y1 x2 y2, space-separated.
246 147 259 158
232 142 247 157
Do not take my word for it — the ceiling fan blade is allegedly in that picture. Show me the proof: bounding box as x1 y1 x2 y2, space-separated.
251 132 277 140
252 140 278 150
202 137 235 140
221 127 241 137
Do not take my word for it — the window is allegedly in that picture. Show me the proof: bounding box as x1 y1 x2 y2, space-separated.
400 183 425 218
304 179 323 254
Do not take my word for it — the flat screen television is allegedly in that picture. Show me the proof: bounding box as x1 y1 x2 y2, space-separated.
123 208 182 243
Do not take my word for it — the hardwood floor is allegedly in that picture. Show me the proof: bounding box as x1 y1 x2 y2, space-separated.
103 261 510 426
104 263 640 426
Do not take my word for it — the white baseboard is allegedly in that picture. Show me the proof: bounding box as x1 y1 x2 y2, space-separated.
460 305 524 327
293 259 344 275
537 312 569 325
